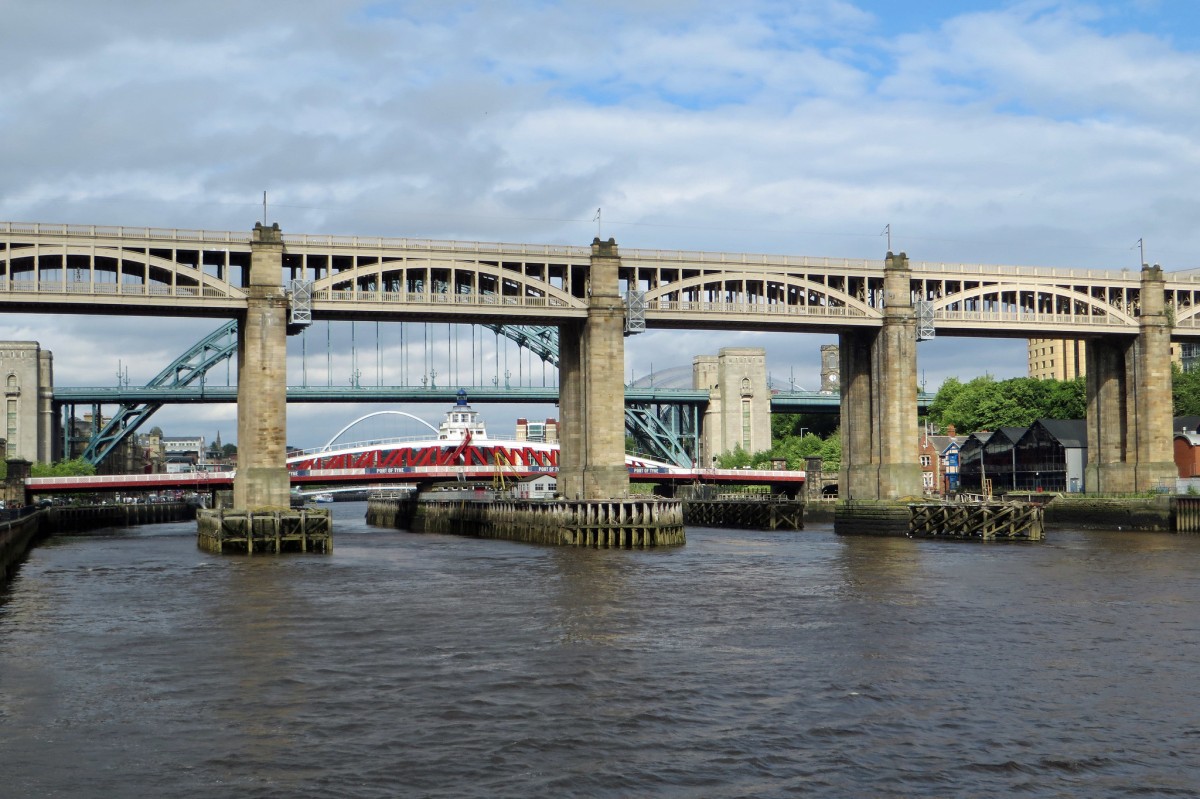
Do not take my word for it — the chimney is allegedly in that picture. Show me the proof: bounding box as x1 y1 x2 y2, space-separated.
946 424 956 437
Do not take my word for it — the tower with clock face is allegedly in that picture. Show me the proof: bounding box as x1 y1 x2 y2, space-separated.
819 344 840 394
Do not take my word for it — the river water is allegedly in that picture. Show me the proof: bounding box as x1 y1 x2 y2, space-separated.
2 503 1199 798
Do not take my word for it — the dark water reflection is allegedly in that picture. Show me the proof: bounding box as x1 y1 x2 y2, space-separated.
2 503 1199 798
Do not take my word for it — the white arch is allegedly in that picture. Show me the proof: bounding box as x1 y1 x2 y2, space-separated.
321 410 439 452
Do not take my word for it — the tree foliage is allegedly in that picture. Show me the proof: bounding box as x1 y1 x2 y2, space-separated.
926 375 1085 432
31 458 97 477
716 431 840 472
1174 365 1200 417
771 413 838 441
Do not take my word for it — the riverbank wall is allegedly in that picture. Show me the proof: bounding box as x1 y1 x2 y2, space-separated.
1 503 197 580
1042 494 1173 531
46 502 197 533
0 511 45 581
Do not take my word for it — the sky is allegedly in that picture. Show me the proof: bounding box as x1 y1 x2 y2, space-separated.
4 0 1200 449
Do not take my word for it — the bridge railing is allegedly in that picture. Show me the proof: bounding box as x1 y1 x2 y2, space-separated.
316 289 575 308
0 279 240 300
911 260 1135 281
283 233 590 258
0 221 253 244
621 249 882 269
648 299 871 317
27 471 236 488
934 309 1114 326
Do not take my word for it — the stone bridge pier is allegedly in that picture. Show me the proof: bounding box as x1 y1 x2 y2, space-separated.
232 222 291 510
1084 264 1177 493
557 238 630 500
838 252 923 501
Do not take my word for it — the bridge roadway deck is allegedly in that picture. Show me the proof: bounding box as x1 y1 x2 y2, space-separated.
25 466 805 495
52 385 934 413
7 220 1200 337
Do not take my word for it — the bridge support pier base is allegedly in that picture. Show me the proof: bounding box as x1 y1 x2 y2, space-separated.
557 238 630 501
837 252 923 511
201 223 318 553
1084 265 1177 494
230 222 292 512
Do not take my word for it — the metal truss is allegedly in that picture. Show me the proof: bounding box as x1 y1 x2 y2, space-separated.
916 299 935 341
625 290 646 334
79 321 239 465
288 279 313 331
625 403 696 467
484 324 559 365
76 319 700 468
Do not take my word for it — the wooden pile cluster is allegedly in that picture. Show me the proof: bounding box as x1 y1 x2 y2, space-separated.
410 498 686 548
908 501 1044 541
683 498 804 531
197 507 333 554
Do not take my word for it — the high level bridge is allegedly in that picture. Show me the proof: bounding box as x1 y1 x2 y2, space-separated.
3 220 1193 504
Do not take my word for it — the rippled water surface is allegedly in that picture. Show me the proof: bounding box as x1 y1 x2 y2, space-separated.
3 503 1200 798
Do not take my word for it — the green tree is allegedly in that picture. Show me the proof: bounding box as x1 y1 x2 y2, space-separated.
716 446 752 469
771 412 838 440
927 375 1085 432
715 429 841 473
31 458 97 478
1174 365 1200 417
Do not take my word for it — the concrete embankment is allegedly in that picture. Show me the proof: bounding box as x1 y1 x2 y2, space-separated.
0 511 46 581
1042 495 1172 531
1 503 197 580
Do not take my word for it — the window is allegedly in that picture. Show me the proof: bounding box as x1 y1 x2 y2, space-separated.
741 399 751 449
6 398 15 454
920 454 931 467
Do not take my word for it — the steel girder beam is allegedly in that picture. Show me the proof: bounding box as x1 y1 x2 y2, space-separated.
483 323 559 365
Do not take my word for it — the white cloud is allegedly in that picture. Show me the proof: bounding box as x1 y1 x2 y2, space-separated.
2 1 1196 447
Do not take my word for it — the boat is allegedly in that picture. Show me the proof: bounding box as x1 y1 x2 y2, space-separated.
310 493 335 503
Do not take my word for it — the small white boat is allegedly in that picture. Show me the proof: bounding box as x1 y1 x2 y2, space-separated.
311 493 335 503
